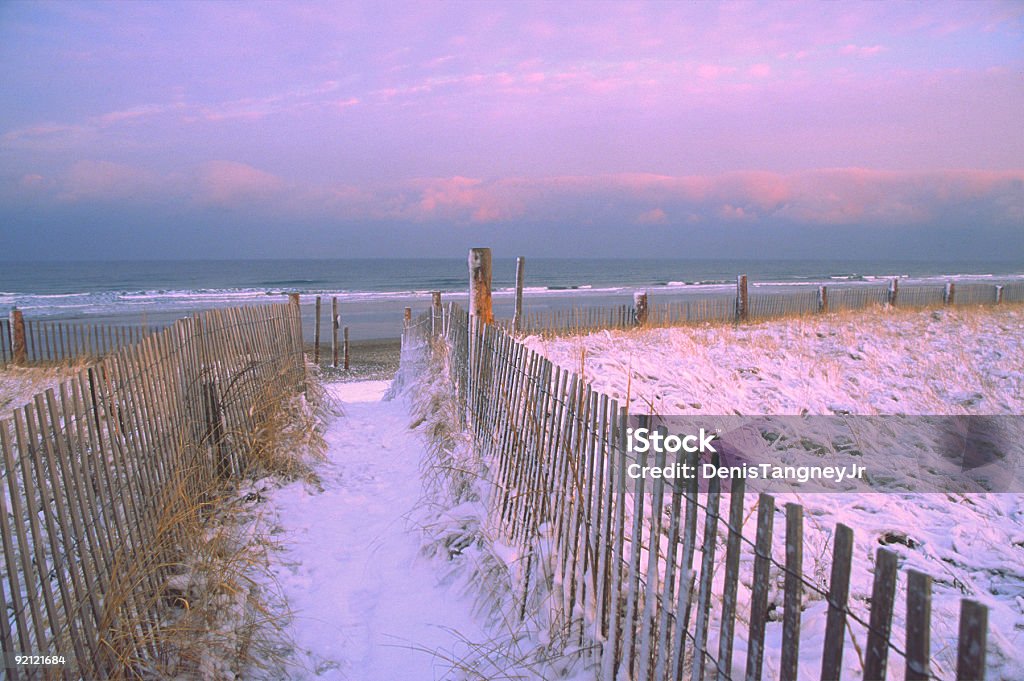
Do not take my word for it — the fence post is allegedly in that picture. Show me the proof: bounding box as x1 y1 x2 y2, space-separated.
633 291 648 326
9 308 26 366
736 274 749 322
864 548 899 679
332 297 340 368
995 285 1003 304
468 247 494 324
404 306 412 329
314 296 322 366
780 502 803 681
287 293 303 383
888 278 899 306
203 378 230 479
431 291 442 336
944 281 956 306
818 285 829 314
343 326 350 370
468 248 492 398
821 523 854 680
513 256 525 333
956 600 988 681
906 570 933 681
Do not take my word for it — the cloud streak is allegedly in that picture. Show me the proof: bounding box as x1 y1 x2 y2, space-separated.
15 163 1020 231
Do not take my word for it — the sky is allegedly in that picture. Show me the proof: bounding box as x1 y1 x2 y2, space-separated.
1 0 1022 261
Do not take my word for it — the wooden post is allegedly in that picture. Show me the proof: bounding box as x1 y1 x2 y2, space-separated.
995 285 1003 304
888 278 899 306
818 285 829 314
864 548 899 679
431 291 442 335
332 297 339 368
313 296 322 366
736 274 749 322
287 293 303 385
633 291 648 326
513 256 525 333
780 502 803 681
343 326 350 371
468 248 494 324
821 523 854 680
906 570 933 681
203 379 229 479
956 600 988 681
945 281 956 306
404 306 412 328
9 308 26 366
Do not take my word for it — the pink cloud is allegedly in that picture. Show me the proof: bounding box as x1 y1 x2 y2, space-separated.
405 176 521 223
19 173 47 189
59 160 159 201
748 63 772 78
636 208 668 224
198 160 285 204
839 44 886 57
696 63 738 80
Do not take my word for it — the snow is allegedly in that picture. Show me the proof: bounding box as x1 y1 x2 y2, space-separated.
266 380 487 680
523 306 1024 679
0 365 81 412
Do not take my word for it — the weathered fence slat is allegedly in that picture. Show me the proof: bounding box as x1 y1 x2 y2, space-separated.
957 599 988 681
745 493 775 681
691 457 721 681
906 569 933 681
821 523 854 681
717 476 746 681
864 548 899 679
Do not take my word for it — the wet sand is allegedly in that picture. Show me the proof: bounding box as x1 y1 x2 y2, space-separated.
309 338 401 382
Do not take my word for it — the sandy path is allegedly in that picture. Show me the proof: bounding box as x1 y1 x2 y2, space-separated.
271 381 483 680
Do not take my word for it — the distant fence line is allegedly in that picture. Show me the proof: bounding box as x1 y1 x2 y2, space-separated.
1 314 162 367
515 277 1024 336
407 302 991 681
0 302 304 678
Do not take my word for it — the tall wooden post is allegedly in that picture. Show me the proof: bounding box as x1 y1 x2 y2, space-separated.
9 308 26 366
736 274 749 322
287 293 303 383
513 256 525 333
468 248 494 324
343 326 350 370
431 291 442 335
888 278 899 307
817 285 829 314
944 281 955 306
633 291 649 326
468 248 492 409
313 296 322 365
995 285 1004 304
332 297 340 368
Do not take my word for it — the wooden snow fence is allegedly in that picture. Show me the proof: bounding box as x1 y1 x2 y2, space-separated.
1 316 159 367
410 302 991 681
0 302 304 679
514 278 1023 338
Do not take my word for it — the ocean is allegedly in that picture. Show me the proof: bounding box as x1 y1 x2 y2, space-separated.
2 258 1023 340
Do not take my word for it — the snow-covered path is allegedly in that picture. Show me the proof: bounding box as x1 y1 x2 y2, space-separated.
271 380 485 680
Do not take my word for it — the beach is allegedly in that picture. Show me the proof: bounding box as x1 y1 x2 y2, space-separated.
522 304 1024 678
315 337 401 381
